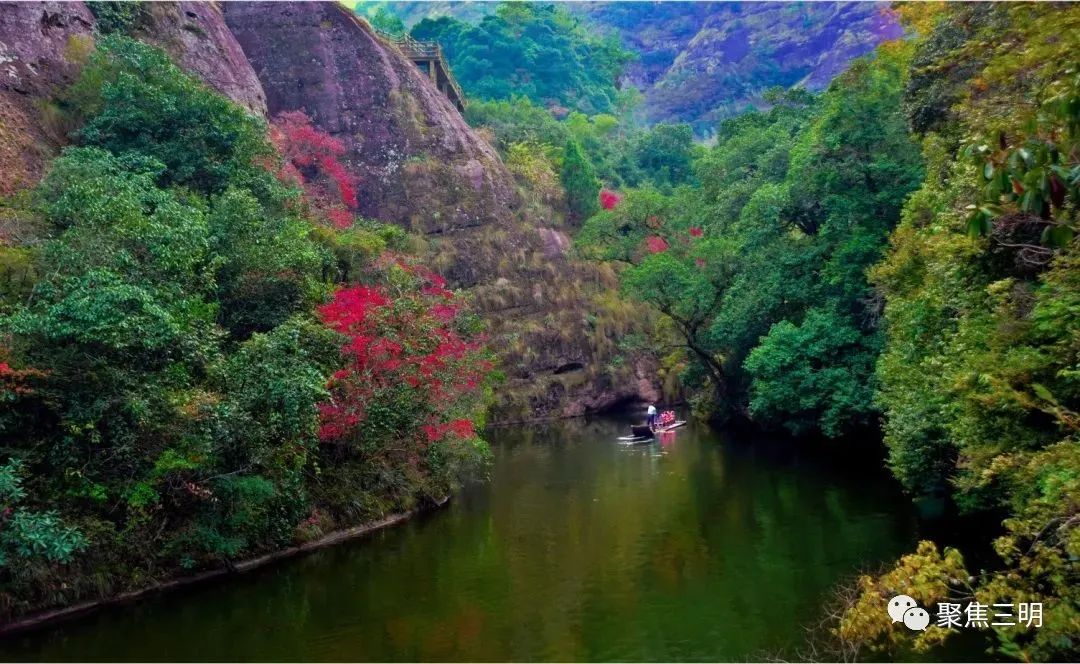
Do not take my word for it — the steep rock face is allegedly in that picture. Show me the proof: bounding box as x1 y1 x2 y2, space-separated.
224 2 660 420
0 1 93 196
567 1 718 91
0 1 264 199
133 1 267 115
224 1 514 235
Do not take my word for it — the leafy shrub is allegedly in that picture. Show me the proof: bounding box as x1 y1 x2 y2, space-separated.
0 35 493 619
69 35 274 196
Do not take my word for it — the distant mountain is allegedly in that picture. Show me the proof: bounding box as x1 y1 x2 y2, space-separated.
578 2 903 131
361 1 902 132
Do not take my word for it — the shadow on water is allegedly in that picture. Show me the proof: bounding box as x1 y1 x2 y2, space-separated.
0 417 992 662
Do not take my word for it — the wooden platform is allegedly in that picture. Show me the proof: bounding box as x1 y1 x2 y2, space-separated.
374 29 467 113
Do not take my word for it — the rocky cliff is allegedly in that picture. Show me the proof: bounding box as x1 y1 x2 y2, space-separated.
1 0 660 420
131 1 267 115
630 2 903 130
0 1 93 196
224 1 514 242
0 1 263 197
224 1 660 420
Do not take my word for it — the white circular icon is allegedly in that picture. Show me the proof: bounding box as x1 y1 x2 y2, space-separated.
887 594 918 623
903 606 930 631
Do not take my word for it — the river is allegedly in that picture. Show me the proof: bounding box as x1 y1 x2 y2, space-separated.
2 418 936 661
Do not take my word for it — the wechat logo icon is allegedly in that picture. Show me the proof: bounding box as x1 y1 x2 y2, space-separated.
888 595 930 631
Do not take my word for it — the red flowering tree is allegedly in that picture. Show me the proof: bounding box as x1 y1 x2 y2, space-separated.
599 189 622 210
269 110 359 229
315 256 494 485
578 188 733 406
0 361 45 399
0 353 48 441
645 236 669 253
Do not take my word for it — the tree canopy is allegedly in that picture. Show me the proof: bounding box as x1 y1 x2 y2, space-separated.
411 3 634 115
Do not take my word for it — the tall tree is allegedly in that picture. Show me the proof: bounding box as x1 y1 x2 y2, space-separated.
561 139 600 223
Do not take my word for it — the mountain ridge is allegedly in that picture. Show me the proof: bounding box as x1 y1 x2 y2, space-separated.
360 0 902 131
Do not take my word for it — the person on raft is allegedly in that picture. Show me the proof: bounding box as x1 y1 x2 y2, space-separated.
646 403 658 430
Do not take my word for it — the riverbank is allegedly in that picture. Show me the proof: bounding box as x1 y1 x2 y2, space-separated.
0 419 928 661
0 497 448 638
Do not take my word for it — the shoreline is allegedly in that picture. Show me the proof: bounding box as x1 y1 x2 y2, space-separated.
0 496 449 638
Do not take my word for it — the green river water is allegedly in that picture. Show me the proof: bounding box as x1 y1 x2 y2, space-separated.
1 418 964 661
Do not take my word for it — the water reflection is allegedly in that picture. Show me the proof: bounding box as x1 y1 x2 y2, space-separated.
1 419 923 662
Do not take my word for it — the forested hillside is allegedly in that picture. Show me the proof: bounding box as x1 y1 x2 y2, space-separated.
0 24 492 619
359 0 901 131
408 3 633 116
571 3 1079 659
0 2 1077 660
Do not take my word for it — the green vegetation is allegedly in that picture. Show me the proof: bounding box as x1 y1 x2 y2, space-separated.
85 1 150 35
560 139 599 223
465 95 702 231
576 4 1079 659
0 35 492 621
837 6 1080 660
410 3 633 115
578 52 922 432
368 6 406 36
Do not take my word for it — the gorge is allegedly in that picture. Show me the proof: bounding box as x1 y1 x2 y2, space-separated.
0 2 1077 661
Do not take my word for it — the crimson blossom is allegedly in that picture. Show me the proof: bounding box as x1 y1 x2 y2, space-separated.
599 189 623 210
645 236 669 253
269 110 359 229
315 257 494 458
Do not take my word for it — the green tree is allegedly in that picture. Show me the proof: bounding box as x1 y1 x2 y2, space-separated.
369 7 406 36
743 308 880 437
621 241 738 409
560 139 600 222
737 48 922 436
411 3 633 115
68 35 275 197
634 123 696 188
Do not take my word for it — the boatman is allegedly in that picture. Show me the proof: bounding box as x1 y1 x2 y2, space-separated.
647 403 658 429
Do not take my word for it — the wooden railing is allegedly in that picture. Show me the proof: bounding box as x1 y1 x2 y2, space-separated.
374 29 466 111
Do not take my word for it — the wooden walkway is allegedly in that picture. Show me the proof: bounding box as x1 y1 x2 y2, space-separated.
375 30 466 112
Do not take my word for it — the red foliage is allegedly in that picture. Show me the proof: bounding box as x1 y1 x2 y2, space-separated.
599 189 622 211
0 361 45 397
325 208 354 231
316 259 492 449
269 110 359 228
689 227 703 238
421 419 475 443
645 236 669 254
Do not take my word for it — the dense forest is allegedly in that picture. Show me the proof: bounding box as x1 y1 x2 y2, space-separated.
429 2 1079 659
359 0 901 131
0 1 1078 661
0 28 493 619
